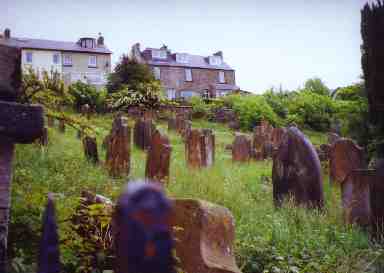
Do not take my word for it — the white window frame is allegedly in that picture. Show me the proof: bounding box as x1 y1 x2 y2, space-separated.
209 56 222 66
88 55 97 68
53 53 60 65
63 54 72 66
185 68 192 82
152 50 167 59
176 53 189 63
167 89 176 100
153 66 161 80
218 71 225 83
26 52 33 64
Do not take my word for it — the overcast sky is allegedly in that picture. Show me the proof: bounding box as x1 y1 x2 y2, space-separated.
1 0 373 93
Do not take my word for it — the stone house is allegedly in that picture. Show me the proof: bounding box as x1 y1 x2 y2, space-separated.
0 28 112 88
131 43 238 99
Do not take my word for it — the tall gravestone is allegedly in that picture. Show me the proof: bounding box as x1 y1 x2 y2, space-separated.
232 133 251 162
134 118 155 150
145 129 172 184
185 129 215 168
272 127 324 209
106 116 131 177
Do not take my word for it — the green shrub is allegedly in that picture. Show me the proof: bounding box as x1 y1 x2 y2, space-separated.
189 96 211 118
263 90 290 119
68 81 107 113
286 91 335 131
222 94 281 130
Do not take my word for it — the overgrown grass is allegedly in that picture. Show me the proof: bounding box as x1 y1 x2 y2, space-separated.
9 115 384 273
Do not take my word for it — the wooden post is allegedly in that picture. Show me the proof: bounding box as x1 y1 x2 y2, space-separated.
38 127 49 146
47 116 54 128
0 101 44 271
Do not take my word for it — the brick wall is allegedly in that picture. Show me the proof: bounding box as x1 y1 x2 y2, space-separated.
0 44 21 98
152 65 236 97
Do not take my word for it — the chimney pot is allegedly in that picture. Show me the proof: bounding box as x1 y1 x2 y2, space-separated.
4 28 10 39
97 33 104 47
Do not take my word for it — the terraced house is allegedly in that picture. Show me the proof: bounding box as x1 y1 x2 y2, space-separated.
0 28 112 88
131 43 238 99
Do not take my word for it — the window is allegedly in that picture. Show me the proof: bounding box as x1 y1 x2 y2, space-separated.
63 54 72 66
167 89 176 100
152 50 167 59
53 53 60 64
176 53 189 63
218 71 225 83
153 67 161 80
180 90 199 99
26 52 33 63
209 56 222 66
88 55 97 67
185 69 192 82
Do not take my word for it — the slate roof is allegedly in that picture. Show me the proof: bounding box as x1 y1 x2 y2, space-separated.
142 48 234 71
0 37 112 54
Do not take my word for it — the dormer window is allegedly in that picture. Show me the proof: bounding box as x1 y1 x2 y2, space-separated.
152 49 167 59
79 38 96 49
209 56 222 66
176 53 189 64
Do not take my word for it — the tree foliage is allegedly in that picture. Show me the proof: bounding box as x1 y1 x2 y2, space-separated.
303 77 330 96
68 81 107 112
106 55 156 93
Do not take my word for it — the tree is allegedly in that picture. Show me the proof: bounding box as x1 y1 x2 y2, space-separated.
303 77 330 96
106 55 155 93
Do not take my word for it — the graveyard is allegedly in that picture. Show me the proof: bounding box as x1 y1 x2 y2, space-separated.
7 111 383 273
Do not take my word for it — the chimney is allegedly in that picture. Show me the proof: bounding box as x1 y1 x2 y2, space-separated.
131 43 144 63
4 28 10 39
97 32 104 47
214 51 223 59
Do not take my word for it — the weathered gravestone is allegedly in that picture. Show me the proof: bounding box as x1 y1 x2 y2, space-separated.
232 133 251 162
175 113 191 138
329 138 364 185
0 100 44 271
168 117 177 131
252 126 268 160
38 127 49 146
106 116 131 177
185 129 215 168
170 199 242 273
134 118 155 150
58 119 65 133
145 129 172 184
270 127 286 150
82 136 99 164
113 182 175 273
272 127 324 209
341 169 372 227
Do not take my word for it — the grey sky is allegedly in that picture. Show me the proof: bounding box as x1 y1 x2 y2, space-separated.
1 0 372 93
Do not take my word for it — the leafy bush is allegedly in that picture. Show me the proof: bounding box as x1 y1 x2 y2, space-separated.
263 90 290 119
286 91 335 131
334 83 365 101
20 68 73 109
106 81 164 111
222 94 281 130
69 81 107 113
189 96 211 118
304 77 330 96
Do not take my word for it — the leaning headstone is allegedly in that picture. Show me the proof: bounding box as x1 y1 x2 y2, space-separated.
145 129 172 184
232 133 251 162
272 127 324 209
106 117 131 177
170 199 242 273
329 138 364 185
270 127 286 150
82 136 99 164
114 182 175 273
